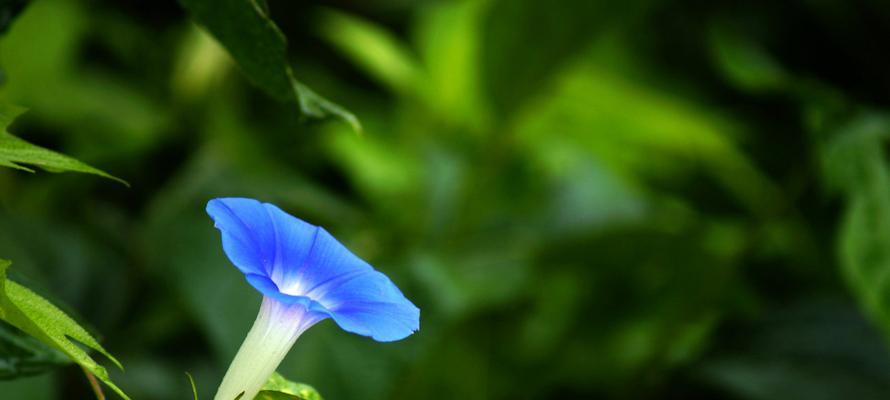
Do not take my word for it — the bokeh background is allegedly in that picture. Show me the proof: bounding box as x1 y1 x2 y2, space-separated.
2 0 890 398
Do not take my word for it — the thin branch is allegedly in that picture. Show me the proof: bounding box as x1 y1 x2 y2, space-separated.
82 366 106 400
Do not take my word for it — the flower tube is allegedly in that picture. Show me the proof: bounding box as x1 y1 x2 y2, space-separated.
206 198 419 400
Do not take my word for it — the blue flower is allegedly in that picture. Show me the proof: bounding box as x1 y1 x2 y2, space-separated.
206 197 419 400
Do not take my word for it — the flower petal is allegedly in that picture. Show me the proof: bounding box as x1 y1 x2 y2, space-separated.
206 198 272 276
319 270 420 341
207 197 420 342
293 228 419 341
206 198 316 283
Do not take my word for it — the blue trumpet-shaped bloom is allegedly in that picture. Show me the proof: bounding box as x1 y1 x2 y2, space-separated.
207 197 419 341
207 197 419 400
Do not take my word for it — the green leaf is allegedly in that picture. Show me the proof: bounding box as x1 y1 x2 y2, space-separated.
253 372 323 400
0 103 128 185
823 113 890 340
178 0 360 131
709 27 790 93
0 259 129 399
253 392 300 400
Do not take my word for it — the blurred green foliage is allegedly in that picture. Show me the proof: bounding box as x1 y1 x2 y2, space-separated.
0 0 890 399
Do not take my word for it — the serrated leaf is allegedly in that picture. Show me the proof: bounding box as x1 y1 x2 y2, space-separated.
178 0 360 131
253 372 322 400
0 259 129 399
0 103 128 185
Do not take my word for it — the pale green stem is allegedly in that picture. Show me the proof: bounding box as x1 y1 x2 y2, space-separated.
214 297 318 400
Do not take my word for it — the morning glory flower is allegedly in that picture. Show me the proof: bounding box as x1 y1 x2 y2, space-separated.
206 197 419 400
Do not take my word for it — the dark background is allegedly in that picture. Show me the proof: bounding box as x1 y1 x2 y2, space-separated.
2 0 890 398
